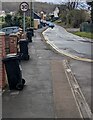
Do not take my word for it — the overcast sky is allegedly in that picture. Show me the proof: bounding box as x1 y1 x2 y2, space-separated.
35 0 91 3
35 0 66 3
0 0 92 3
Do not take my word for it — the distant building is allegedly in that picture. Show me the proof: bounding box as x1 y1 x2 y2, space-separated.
34 11 41 20
49 13 54 20
32 11 41 29
9 11 15 16
0 11 6 17
48 7 60 21
40 11 46 20
53 7 59 18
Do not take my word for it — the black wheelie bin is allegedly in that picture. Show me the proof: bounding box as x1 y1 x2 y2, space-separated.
27 28 32 42
2 54 25 90
27 27 34 36
18 39 29 60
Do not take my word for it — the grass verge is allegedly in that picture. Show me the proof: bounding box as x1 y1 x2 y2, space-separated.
73 32 93 39
54 21 93 39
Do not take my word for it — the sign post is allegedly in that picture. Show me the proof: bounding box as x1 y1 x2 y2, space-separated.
23 12 25 33
20 2 29 34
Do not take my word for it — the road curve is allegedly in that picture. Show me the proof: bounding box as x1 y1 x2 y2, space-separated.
42 25 93 62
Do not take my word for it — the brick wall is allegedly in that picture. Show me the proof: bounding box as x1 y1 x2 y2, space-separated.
9 34 18 54
0 32 6 88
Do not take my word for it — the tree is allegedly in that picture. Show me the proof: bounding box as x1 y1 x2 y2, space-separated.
12 15 22 27
5 14 12 26
2 17 5 22
66 9 89 28
87 1 93 23
66 0 79 10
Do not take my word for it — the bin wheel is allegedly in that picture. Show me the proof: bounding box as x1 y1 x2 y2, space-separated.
51 26 54 29
22 79 25 85
25 55 30 60
16 83 23 90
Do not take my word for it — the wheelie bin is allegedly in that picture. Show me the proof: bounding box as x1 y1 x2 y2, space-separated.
18 39 29 60
2 54 25 90
30 27 34 36
26 28 32 42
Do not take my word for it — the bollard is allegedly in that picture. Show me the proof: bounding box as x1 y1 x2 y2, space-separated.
0 32 7 89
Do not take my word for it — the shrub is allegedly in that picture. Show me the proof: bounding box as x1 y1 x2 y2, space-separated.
59 9 90 28
66 9 90 28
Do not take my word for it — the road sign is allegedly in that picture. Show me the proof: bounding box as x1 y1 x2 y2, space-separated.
20 2 29 12
20 2 29 35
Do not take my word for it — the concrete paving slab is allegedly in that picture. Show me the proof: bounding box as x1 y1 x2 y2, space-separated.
51 60 81 118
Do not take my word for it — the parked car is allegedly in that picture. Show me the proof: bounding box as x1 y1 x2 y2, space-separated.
0 26 22 35
48 22 55 29
45 21 55 28
46 21 50 26
40 20 48 27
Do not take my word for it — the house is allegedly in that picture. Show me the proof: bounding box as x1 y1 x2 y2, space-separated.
53 7 59 19
40 11 46 20
0 11 6 17
26 10 41 29
48 7 60 21
32 11 42 29
33 11 41 20
9 11 16 16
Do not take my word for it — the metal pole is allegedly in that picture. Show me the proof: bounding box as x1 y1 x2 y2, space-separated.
23 12 25 34
30 0 34 27
32 0 34 27
30 1 31 27
30 0 32 27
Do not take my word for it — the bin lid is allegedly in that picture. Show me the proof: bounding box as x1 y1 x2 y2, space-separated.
19 39 28 43
16 32 21 35
27 27 34 31
2 53 19 62
9 33 18 37
0 32 5 36
7 53 17 56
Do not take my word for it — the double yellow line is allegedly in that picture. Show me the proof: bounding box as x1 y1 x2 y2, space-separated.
43 33 93 63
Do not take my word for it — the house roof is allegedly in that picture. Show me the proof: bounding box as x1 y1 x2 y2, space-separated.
33 11 41 19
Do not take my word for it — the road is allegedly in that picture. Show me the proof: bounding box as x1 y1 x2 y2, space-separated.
43 25 92 113
44 25 93 59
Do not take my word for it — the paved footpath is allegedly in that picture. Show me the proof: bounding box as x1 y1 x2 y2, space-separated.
2 28 81 119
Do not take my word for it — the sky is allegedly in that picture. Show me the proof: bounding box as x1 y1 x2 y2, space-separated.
35 0 92 3
0 0 92 3
35 0 62 4
35 0 69 3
